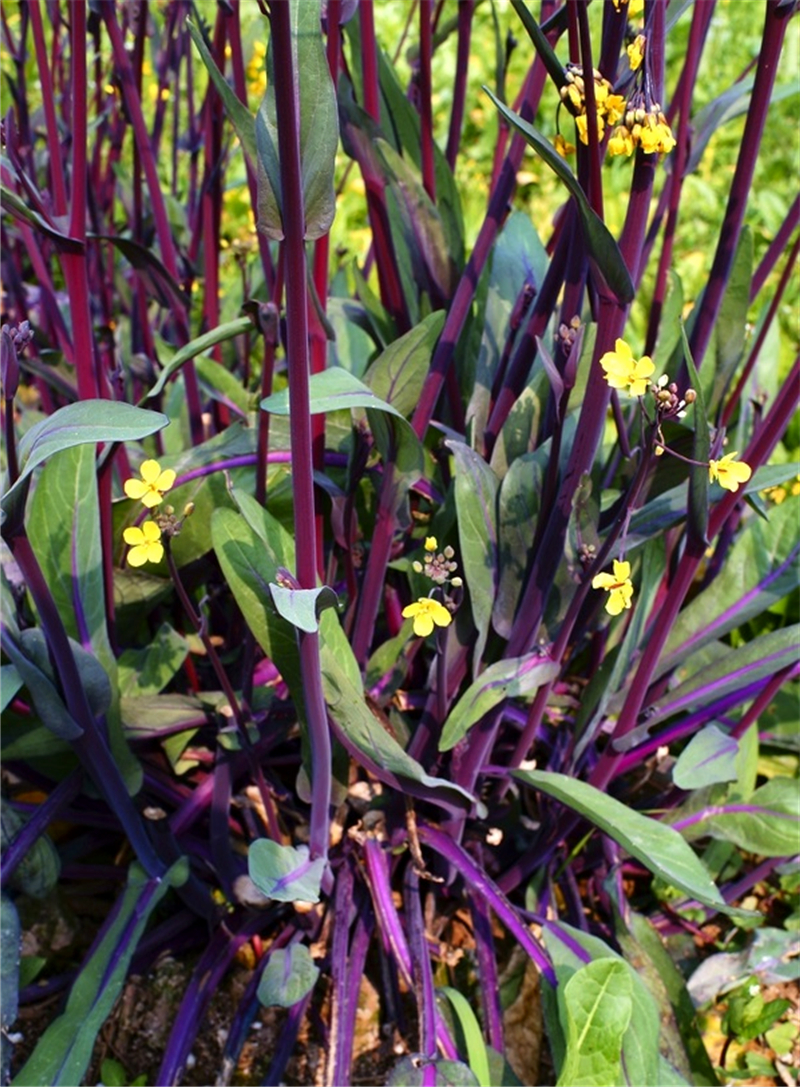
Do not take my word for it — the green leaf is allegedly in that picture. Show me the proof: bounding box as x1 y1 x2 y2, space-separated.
248 840 325 903
493 451 545 638
0 665 22 713
91 234 188 312
0 628 110 741
543 923 662 1087
268 583 339 633
255 0 338 239
440 651 559 752
558 959 633 1087
672 725 740 790
3 401 168 524
1 799 60 900
386 1058 480 1087
194 355 251 418
508 0 566 89
186 18 257 162
517 770 746 918
438 988 492 1087
679 320 710 548
321 641 478 814
703 778 800 856
118 624 189 699
1 893 20 1081
120 693 206 739
257 944 319 1008
483 89 634 305
262 365 406 420
364 310 445 419
12 863 179 1087
447 439 499 671
0 185 79 248
144 316 253 401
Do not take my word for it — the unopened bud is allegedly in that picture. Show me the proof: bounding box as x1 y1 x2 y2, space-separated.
183 502 195 518
684 389 696 404
450 577 463 588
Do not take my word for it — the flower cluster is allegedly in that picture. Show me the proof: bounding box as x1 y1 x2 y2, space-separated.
404 537 461 638
555 65 626 155
122 459 181 567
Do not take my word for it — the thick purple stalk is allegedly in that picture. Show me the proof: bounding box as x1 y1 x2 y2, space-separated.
418 825 556 985
418 0 436 201
270 0 331 863
404 865 438 1059
6 534 167 878
469 874 505 1051
688 0 793 371
351 55 547 664
732 661 800 740
363 838 458 1058
0 769 83 888
445 0 473 170
101 3 203 444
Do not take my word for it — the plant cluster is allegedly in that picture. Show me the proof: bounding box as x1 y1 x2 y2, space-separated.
1 1 798 1085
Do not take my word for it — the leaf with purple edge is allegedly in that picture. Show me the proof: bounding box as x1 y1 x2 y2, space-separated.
517 770 752 919
249 840 324 903
439 650 559 752
702 778 800 857
672 724 740 790
386 1057 480 1087
257 944 320 1008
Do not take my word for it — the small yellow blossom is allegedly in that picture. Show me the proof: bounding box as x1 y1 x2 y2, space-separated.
123 521 164 567
424 536 438 552
576 113 606 145
592 560 634 616
124 459 176 508
708 453 752 493
604 94 627 126
627 35 646 71
402 597 453 638
635 118 676 155
554 133 576 157
599 339 655 396
608 126 635 157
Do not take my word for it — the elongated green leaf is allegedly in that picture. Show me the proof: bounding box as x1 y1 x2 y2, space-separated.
447 440 499 671
12 863 181 1087
0 666 22 713
144 316 252 401
558 959 633 1087
186 20 258 165
483 89 634 304
508 0 567 89
91 234 188 312
440 652 559 752
702 778 800 856
321 643 478 813
640 624 799 732
257 944 319 1008
679 320 710 547
3 402 168 523
118 624 189 699
364 310 445 419
1 893 20 1081
438 988 492 1087
249 841 324 903
1 799 60 900
0 185 80 248
493 451 545 638
543 923 661 1087
517 770 744 917
262 365 406 420
255 0 338 239
386 1058 480 1087
120 693 206 739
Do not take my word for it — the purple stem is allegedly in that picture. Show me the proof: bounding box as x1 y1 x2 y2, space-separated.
688 0 793 372
418 0 436 202
445 0 473 171
0 769 83 888
404 864 438 1059
751 193 800 300
418 824 556 986
468 864 505 1052
269 0 331 864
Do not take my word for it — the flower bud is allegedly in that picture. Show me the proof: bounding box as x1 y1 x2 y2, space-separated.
684 389 696 404
183 502 196 518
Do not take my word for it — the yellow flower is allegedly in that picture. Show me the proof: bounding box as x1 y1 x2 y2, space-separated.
608 126 635 157
627 35 646 71
402 597 453 638
576 112 606 146
592 560 634 616
635 118 676 155
603 94 627 126
124 459 176 508
554 133 576 157
599 339 655 396
708 453 752 493
123 521 164 567
424 536 438 552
